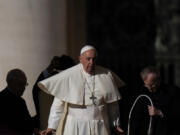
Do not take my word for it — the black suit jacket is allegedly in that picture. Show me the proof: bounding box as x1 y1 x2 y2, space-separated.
0 88 33 135
129 84 179 135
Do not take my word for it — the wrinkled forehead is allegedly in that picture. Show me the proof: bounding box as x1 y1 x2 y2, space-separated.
147 73 159 81
81 49 97 58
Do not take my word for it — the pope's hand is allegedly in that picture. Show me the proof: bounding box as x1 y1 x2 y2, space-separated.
40 128 56 135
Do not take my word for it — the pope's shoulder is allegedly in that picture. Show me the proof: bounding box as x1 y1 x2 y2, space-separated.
95 65 112 75
55 64 114 78
56 64 80 76
59 64 111 74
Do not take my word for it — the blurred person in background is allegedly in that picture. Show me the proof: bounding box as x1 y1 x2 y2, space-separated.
129 66 180 135
33 55 75 134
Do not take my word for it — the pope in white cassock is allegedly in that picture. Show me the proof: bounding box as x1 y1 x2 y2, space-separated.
38 45 125 135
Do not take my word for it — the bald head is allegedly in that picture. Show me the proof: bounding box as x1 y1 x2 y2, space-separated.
6 69 27 96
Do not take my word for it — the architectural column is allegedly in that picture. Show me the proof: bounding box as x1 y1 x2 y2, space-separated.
66 0 86 61
0 0 67 117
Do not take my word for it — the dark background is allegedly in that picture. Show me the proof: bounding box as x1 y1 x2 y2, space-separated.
86 0 156 92
86 0 180 93
85 0 180 133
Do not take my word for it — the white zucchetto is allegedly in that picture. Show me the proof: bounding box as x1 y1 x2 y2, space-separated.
80 45 96 55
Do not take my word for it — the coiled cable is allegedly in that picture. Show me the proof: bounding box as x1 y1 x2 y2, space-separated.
127 94 153 135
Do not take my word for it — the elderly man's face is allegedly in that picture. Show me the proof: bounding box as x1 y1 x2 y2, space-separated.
79 49 96 74
144 73 160 92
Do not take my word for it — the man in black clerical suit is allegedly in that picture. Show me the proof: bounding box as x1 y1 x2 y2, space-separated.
129 66 180 135
0 69 33 135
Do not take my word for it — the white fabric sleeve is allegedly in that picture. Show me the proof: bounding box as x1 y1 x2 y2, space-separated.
48 97 64 129
107 101 120 127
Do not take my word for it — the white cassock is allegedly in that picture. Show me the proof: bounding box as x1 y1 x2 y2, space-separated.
38 64 125 135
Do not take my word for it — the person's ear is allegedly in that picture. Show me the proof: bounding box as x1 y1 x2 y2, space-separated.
79 55 82 63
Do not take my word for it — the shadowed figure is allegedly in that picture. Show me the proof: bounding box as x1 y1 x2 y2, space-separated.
129 66 180 135
32 55 75 132
0 69 33 135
